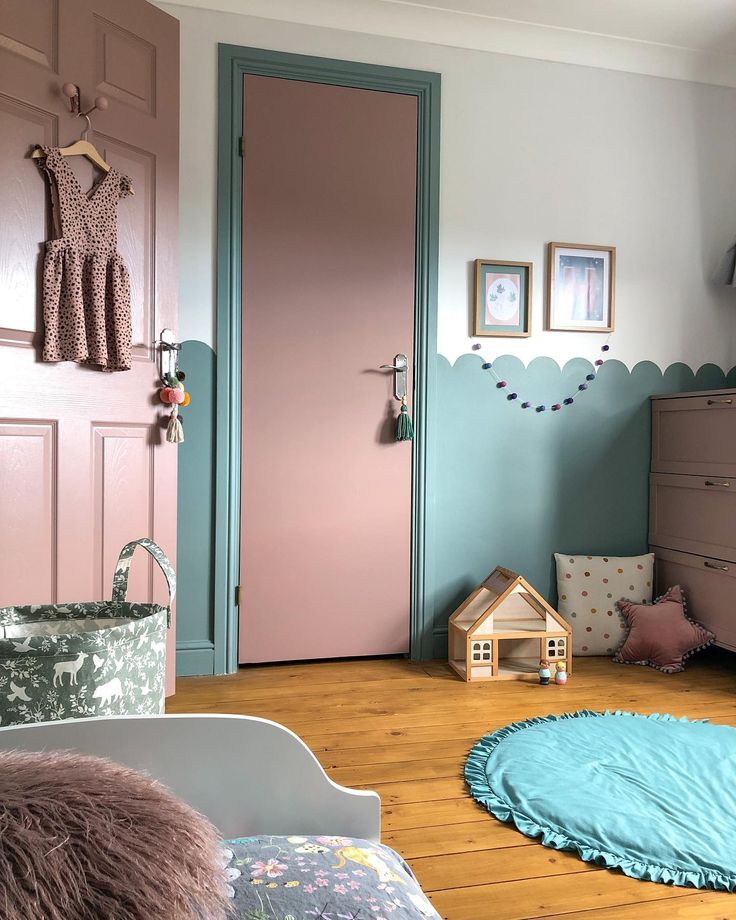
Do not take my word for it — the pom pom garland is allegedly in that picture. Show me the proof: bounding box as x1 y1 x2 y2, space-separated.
472 339 612 415
158 357 191 444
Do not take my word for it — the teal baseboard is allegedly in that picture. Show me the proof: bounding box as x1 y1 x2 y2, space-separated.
432 626 449 660
176 640 215 677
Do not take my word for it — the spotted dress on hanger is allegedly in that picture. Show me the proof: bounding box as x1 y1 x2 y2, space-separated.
37 146 134 371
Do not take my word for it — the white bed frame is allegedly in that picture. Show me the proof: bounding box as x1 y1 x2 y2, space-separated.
0 714 381 841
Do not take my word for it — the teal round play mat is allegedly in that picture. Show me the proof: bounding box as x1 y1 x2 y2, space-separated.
465 710 736 891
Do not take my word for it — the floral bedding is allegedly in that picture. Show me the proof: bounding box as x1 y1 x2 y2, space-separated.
221 835 441 919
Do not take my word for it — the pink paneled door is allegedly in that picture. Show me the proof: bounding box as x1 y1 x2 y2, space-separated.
0 0 180 690
239 76 418 663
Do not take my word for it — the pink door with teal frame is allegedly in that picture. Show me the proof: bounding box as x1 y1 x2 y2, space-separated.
239 76 418 663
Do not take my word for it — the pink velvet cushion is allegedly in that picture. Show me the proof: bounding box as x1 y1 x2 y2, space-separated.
614 585 714 673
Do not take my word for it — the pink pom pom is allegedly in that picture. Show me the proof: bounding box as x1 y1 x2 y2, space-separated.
169 387 185 405
159 387 174 404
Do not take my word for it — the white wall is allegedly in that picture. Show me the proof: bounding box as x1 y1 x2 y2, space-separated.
159 2 736 370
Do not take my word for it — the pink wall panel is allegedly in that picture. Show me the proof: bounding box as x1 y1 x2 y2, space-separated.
0 422 56 605
239 77 417 663
93 424 153 603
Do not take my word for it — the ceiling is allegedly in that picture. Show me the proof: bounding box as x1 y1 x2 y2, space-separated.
378 0 736 55
163 0 736 87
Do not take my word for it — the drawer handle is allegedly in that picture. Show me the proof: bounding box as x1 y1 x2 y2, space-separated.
705 480 730 487
707 398 733 405
704 561 729 571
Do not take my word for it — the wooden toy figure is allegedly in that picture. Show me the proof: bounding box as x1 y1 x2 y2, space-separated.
555 660 568 685
538 659 551 685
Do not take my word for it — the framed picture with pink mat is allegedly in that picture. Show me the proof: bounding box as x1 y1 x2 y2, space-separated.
473 259 532 337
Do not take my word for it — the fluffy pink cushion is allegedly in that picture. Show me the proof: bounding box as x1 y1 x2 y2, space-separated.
614 585 714 673
0 750 230 920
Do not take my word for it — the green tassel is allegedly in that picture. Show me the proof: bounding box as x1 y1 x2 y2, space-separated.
396 398 414 442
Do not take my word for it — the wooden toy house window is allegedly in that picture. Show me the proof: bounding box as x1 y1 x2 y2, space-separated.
472 641 492 662
547 638 566 659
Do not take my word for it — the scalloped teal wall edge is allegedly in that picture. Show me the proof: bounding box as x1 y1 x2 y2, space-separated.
176 342 736 673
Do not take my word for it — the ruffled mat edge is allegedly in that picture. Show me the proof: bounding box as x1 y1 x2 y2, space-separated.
464 709 736 892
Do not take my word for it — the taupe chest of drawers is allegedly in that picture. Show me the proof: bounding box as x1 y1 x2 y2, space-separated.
650 389 736 652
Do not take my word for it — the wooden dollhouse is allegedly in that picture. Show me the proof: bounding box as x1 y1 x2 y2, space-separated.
448 566 572 682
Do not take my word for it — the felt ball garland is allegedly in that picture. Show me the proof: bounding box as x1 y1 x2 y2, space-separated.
472 341 611 412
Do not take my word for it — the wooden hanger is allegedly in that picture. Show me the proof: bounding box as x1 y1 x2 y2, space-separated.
31 109 134 195
32 138 110 172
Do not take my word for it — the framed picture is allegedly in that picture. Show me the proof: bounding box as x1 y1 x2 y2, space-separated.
546 242 615 332
473 259 532 337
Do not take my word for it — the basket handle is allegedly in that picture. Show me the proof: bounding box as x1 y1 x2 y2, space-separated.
112 538 176 607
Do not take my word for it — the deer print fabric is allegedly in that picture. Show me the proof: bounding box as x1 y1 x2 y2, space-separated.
0 539 174 725
0 601 167 724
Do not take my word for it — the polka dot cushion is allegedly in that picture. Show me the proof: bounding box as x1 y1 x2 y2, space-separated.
554 553 654 655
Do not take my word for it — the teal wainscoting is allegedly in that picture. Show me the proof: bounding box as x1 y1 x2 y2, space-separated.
427 354 736 658
175 340 217 676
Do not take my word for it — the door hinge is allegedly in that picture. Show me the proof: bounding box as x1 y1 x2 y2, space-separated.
235 584 241 606
239 136 244 157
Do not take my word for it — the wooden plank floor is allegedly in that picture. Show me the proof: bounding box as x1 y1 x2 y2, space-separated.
167 652 736 919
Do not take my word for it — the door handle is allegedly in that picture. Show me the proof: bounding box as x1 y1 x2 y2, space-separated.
379 353 408 401
707 398 733 405
704 560 729 571
705 480 730 488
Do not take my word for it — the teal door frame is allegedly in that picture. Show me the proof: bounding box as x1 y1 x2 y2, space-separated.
214 44 440 672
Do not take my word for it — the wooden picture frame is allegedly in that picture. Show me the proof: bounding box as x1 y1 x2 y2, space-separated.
546 242 615 332
473 259 532 337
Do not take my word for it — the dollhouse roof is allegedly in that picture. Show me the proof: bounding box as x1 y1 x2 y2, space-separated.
449 566 570 637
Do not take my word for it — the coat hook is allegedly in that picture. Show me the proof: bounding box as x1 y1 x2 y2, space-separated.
82 96 108 118
62 82 80 115
61 83 108 137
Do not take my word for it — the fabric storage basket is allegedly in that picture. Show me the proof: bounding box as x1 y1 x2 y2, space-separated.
0 538 175 726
